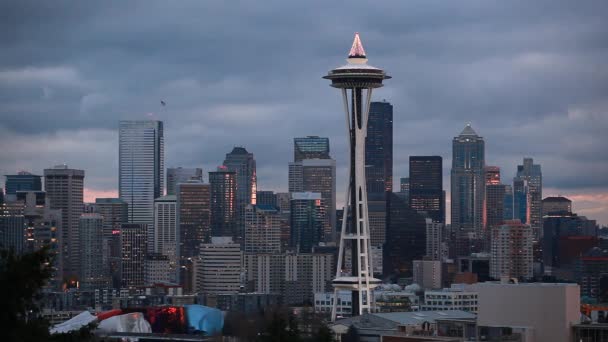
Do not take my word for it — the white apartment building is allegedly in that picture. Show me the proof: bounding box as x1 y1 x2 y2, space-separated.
195 237 242 295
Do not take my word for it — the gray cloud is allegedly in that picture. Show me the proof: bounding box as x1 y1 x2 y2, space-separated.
1 0 607 224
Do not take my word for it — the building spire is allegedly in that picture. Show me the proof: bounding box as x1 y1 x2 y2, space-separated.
348 32 367 58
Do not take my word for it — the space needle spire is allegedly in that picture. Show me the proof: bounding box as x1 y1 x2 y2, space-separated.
324 33 390 321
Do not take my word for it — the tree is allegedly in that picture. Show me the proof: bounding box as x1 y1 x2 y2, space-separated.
342 325 361 342
312 322 335 342
0 247 54 341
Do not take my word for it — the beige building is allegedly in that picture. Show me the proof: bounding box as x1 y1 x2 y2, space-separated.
195 237 242 295
474 282 580 342
413 260 442 290
490 220 533 280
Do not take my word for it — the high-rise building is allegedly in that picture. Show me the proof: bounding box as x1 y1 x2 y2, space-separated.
195 237 242 296
19 191 63 288
451 124 485 233
223 147 256 242
543 211 597 275
366 101 393 194
94 198 128 288
485 184 507 229
513 178 528 224
79 213 108 289
503 185 514 221
325 32 389 318
209 167 237 238
256 191 277 208
145 253 171 285
44 164 84 279
413 260 442 290
398 177 410 202
409 156 444 223
294 136 330 162
177 180 211 291
484 166 501 185
153 195 178 283
384 192 427 276
513 158 542 239
490 220 533 280
166 167 203 196
0 198 25 254
244 204 281 254
542 196 572 216
119 120 164 252
425 218 444 261
120 223 148 288
4 171 42 195
290 192 324 253
368 193 387 247
288 158 336 242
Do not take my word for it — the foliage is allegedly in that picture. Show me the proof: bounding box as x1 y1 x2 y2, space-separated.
342 325 361 342
311 322 335 342
0 247 54 341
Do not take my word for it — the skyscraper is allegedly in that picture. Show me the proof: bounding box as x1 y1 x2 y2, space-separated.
4 171 42 195
425 218 444 261
294 136 330 161
119 120 164 251
290 192 324 253
245 204 281 254
79 213 107 289
209 167 237 238
503 185 514 221
490 220 533 280
324 33 390 318
120 223 148 288
44 164 84 279
166 167 203 196
451 124 485 233
288 158 336 241
484 166 501 185
485 184 507 229
0 198 24 254
256 190 277 208
153 195 178 283
223 147 256 242
94 198 128 287
195 237 242 296
366 100 393 194
20 191 63 288
177 180 211 292
384 192 427 277
514 158 542 239
409 156 444 223
398 177 410 202
542 196 572 216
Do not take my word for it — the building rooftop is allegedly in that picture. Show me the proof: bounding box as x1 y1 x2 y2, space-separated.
543 196 572 202
229 147 249 155
336 310 476 329
155 195 177 202
374 310 476 325
459 123 478 137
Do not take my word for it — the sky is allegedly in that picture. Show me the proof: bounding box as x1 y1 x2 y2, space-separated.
0 1 607 225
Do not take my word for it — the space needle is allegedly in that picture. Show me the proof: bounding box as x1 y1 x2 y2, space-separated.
324 33 390 321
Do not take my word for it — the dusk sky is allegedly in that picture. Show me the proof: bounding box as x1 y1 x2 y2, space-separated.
1 1 607 225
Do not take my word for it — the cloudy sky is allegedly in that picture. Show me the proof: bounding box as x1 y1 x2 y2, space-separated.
1 1 607 225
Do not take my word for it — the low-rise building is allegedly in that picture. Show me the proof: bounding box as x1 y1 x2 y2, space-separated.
422 284 478 313
474 281 580 342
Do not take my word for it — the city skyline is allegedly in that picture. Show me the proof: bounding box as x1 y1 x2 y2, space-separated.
1 2 607 225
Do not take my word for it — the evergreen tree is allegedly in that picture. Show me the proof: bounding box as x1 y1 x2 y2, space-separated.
0 247 53 341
